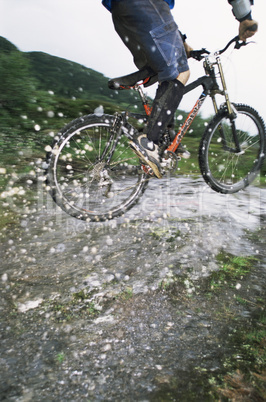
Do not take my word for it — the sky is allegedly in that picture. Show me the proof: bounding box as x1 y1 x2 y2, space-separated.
1 0 265 120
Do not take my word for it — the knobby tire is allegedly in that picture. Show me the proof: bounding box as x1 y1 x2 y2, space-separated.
199 104 265 194
46 114 149 221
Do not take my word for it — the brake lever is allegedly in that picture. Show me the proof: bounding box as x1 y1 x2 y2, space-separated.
234 38 256 49
190 48 210 61
192 32 256 60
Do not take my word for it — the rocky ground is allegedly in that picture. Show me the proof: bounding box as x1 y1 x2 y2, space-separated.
0 177 265 401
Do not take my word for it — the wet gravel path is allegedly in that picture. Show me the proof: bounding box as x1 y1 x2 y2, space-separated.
0 177 265 401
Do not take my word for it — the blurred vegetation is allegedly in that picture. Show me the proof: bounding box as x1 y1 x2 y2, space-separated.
0 36 141 152
0 35 265 184
0 36 207 150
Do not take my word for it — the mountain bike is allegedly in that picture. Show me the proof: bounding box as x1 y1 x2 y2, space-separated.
46 36 265 222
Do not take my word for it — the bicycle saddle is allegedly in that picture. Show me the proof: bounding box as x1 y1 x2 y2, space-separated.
108 67 158 90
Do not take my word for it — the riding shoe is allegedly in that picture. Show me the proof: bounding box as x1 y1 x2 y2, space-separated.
176 143 191 159
129 134 163 179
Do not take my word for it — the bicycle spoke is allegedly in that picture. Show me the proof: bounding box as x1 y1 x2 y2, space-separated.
199 104 265 193
47 116 148 220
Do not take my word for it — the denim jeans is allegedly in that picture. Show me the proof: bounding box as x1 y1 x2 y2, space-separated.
112 0 189 82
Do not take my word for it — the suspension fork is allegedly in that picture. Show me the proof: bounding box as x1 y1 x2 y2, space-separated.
212 56 241 153
216 56 235 117
100 113 125 164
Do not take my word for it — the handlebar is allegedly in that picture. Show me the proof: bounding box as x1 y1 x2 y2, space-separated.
190 34 255 61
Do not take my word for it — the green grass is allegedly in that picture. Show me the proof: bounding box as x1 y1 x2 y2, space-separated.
209 253 258 291
116 287 134 301
55 352 65 364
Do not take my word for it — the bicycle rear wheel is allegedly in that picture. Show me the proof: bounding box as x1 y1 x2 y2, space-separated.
46 114 148 221
199 104 265 193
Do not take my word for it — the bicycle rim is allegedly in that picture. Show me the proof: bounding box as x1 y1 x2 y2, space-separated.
200 104 265 193
47 116 148 221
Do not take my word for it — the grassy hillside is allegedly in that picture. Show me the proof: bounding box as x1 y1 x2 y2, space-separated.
0 36 208 140
0 36 145 144
26 50 141 107
0 36 264 186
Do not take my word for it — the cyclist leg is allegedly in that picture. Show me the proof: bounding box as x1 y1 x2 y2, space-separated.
112 0 189 139
112 0 189 76
112 0 190 176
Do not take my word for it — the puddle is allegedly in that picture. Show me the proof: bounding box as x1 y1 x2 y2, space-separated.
0 175 265 400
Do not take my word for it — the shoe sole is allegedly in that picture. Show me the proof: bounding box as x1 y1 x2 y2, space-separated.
176 152 191 160
129 141 163 179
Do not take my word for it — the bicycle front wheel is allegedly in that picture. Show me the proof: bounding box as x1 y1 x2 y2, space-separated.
199 104 265 194
46 114 148 221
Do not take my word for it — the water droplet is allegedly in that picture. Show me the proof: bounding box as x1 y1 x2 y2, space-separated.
47 111 55 118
